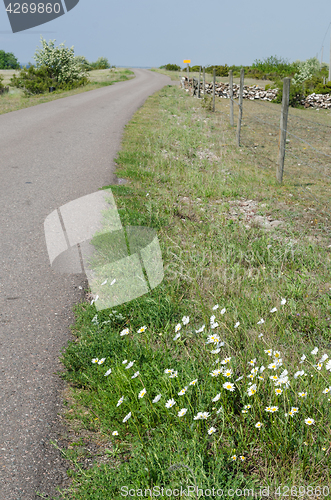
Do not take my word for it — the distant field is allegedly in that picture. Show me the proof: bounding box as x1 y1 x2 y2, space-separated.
151 67 275 89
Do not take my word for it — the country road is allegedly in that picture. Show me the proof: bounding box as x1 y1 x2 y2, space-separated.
0 68 173 500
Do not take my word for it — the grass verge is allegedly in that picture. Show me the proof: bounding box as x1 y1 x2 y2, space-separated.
0 68 134 115
54 82 331 500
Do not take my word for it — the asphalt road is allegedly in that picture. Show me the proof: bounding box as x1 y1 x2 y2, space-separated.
0 68 173 500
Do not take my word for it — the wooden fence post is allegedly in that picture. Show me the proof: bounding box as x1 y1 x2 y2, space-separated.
212 69 216 111
203 67 205 96
236 68 244 147
229 70 234 126
277 77 291 183
198 66 201 98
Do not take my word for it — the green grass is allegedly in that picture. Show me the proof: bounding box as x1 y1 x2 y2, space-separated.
55 83 331 499
0 68 135 115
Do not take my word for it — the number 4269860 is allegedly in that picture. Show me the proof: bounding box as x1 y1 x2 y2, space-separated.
6 3 61 14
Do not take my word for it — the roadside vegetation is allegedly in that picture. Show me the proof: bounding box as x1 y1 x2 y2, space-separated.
158 56 331 108
0 37 134 115
53 77 331 499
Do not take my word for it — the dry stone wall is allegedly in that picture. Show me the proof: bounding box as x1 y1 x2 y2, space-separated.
181 77 331 109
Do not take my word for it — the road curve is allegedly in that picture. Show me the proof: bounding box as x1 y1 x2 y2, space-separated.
0 68 173 499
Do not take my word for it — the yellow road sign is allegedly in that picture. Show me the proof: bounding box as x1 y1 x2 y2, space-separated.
183 60 191 63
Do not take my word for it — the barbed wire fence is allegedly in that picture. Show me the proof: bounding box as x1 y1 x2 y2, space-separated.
180 68 331 234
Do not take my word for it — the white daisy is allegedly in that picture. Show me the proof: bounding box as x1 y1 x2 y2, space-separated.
210 369 222 377
294 370 305 379
122 359 128 364
175 323 181 332
211 348 221 354
247 384 257 396
195 325 205 333
131 371 139 379
173 333 181 341
223 382 235 391
319 354 328 363
210 322 219 329
208 427 217 435
212 393 221 402
165 398 176 408
305 417 315 425
98 358 106 365
212 304 219 310
255 422 263 428
152 394 162 403
169 371 178 378
270 307 277 313
300 354 306 364
178 408 188 417
125 361 135 369
138 326 147 333
120 328 130 336
182 316 190 325
123 412 131 423
220 308 226 315
138 388 146 399
178 387 188 396
92 358 99 364
117 396 124 407
189 379 198 386
326 360 331 371
311 347 318 355
112 430 119 436
104 368 112 377
257 319 265 325
281 298 286 305
234 322 240 328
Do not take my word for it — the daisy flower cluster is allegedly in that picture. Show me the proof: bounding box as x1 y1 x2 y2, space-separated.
89 298 331 463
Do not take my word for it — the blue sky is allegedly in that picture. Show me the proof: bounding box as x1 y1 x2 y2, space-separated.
0 0 331 68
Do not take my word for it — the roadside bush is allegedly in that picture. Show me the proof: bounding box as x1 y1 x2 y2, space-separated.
75 55 92 71
89 57 110 70
252 55 298 80
272 79 305 107
10 64 88 95
10 65 54 95
292 57 320 85
160 64 181 71
34 36 87 85
313 81 331 95
0 74 4 90
205 65 230 77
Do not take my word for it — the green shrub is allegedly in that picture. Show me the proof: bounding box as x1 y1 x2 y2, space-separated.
251 55 299 79
205 65 230 77
10 65 54 95
160 63 181 71
0 74 4 90
34 36 87 85
89 57 110 70
272 79 305 108
313 81 331 95
10 64 88 95
75 55 92 71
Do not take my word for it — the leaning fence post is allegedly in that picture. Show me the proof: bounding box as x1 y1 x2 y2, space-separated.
277 77 291 183
203 67 205 96
236 68 244 147
198 66 201 98
212 68 216 111
229 70 234 126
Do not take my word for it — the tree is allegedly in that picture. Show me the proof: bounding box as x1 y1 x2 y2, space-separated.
33 36 87 85
0 50 20 69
